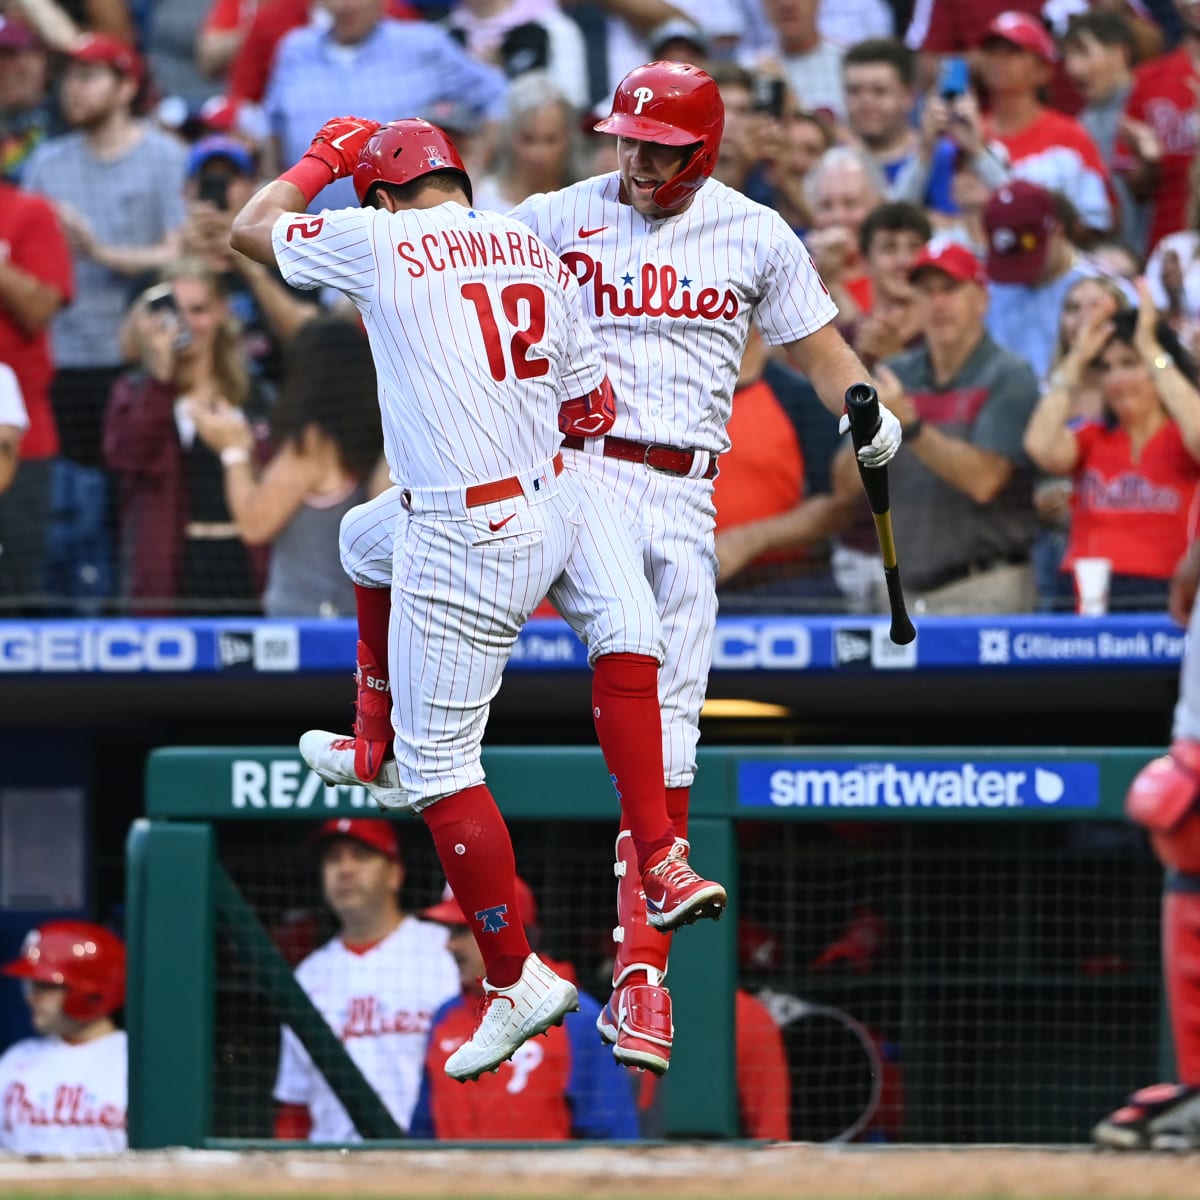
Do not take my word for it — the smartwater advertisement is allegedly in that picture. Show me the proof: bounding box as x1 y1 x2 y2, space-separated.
737 759 1101 811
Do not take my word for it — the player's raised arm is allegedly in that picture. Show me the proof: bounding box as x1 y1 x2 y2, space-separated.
229 116 381 267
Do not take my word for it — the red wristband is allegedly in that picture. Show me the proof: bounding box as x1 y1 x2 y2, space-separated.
277 155 335 205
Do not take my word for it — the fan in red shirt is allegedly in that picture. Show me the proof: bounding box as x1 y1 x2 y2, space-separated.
1115 0 1200 254
978 12 1116 237
1025 283 1200 610
0 180 72 598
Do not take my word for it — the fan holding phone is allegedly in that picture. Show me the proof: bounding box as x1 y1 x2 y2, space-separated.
102 261 273 612
180 136 318 385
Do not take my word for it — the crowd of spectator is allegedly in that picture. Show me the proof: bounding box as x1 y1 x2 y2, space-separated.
1 0 1199 617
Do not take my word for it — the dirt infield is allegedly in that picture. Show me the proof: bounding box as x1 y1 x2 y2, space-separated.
3 1145 1200 1200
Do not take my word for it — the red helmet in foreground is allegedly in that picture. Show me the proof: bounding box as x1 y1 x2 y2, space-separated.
2 920 126 1021
595 61 724 211
353 118 471 206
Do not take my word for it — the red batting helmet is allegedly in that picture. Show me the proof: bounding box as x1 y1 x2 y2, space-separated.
594 61 724 211
353 118 472 206
1 921 126 1021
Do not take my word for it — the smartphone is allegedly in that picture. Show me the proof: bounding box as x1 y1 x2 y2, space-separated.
142 283 193 350
143 282 179 316
197 171 230 211
938 56 970 101
753 75 787 119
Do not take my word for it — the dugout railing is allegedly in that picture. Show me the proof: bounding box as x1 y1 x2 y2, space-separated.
128 745 1166 1149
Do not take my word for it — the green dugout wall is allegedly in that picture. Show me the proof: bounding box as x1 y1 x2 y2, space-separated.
129 744 1160 1149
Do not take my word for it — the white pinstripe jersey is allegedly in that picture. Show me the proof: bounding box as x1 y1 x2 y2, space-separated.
272 203 606 489
509 173 839 455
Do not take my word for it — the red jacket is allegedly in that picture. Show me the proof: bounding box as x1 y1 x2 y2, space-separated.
102 373 189 610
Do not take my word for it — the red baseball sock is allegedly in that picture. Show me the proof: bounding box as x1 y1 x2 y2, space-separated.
1164 891 1200 1084
355 583 391 673
667 787 690 842
592 653 674 871
422 784 530 987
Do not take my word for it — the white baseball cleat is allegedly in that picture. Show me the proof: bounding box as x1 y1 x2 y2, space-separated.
444 953 579 1082
298 731 410 810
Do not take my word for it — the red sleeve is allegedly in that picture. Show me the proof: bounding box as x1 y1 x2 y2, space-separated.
386 0 418 17
735 991 792 1141
203 0 247 33
228 0 305 103
14 194 73 302
273 1102 312 1140
102 374 178 475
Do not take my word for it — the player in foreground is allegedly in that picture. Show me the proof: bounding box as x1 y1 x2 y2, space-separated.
1093 537 1200 1149
299 63 901 1078
230 114 725 1081
0 921 127 1154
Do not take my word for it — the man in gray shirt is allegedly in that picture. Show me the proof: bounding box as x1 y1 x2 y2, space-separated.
21 34 187 605
833 239 1040 614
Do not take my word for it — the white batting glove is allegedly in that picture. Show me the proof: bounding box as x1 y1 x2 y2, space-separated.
838 403 903 468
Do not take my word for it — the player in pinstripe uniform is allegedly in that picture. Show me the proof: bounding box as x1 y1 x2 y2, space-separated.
304 63 902 1076
230 114 726 1082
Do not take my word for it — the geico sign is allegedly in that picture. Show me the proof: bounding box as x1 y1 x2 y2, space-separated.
710 621 812 670
231 760 369 809
0 626 197 672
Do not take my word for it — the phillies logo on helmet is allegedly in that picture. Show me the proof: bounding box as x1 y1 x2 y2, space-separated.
632 86 654 115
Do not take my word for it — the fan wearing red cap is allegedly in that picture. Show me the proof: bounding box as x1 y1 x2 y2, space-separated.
830 232 1042 613
978 11 1115 237
410 879 639 1141
271 818 459 1142
0 921 128 1155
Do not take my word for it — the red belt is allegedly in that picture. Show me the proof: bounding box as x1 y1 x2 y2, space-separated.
561 434 718 479
464 452 563 508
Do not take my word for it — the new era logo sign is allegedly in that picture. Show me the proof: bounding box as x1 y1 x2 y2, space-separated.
217 631 254 670
835 630 871 666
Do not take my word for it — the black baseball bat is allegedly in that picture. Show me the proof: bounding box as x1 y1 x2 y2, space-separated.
845 383 916 646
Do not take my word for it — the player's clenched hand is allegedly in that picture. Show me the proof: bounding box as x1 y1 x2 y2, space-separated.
838 375 903 468
559 377 616 438
305 116 382 179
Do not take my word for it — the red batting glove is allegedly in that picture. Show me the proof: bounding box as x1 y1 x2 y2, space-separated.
559 376 616 438
304 116 382 180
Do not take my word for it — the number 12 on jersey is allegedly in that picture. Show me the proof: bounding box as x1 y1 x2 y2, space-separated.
461 283 550 382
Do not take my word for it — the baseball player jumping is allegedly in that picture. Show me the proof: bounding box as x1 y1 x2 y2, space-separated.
300 62 902 1077
0 921 127 1155
230 114 726 1081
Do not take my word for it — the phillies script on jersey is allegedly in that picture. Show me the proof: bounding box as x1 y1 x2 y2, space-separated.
2 1081 124 1131
341 996 436 1039
560 254 740 321
0 1031 127 1154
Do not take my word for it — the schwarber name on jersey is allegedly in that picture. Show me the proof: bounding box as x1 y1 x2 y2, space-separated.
0 1031 127 1156
273 918 459 1141
271 204 607 490
510 173 839 456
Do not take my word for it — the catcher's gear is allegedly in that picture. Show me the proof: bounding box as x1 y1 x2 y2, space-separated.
558 376 616 438
304 116 382 180
1 920 125 1021
595 61 723 211
1126 739 1200 871
353 118 472 206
